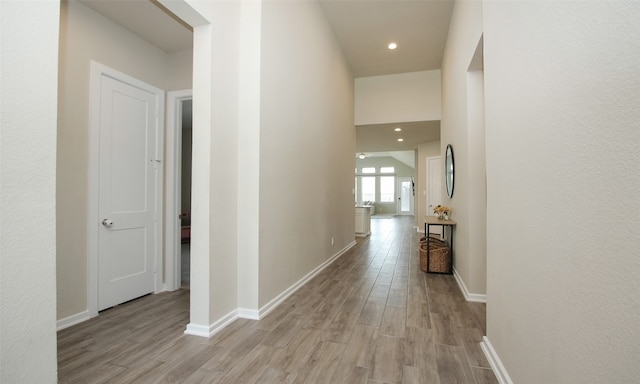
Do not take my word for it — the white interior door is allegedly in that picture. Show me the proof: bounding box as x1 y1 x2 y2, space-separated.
397 177 413 215
427 156 443 237
97 73 163 311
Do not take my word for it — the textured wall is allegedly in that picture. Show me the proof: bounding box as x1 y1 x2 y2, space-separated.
484 2 640 382
440 0 486 296
0 1 59 382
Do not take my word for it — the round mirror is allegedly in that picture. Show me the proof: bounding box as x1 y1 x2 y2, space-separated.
445 144 454 198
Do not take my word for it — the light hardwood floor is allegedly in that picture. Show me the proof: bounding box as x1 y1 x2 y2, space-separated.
58 216 498 384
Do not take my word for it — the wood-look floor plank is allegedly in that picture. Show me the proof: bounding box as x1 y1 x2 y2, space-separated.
150 334 209 363
341 324 379 368
329 364 370 384
254 367 298 384
459 326 491 368
390 275 409 290
379 306 406 337
155 345 221 383
406 300 431 329
217 344 283 384
178 368 225 384
303 288 352 330
57 216 494 384
200 328 270 373
358 299 386 327
370 334 405 384
260 314 303 348
103 359 166 384
408 283 428 303
206 318 254 346
272 327 323 373
368 283 391 301
61 362 127 384
351 278 377 299
428 292 453 315
473 367 500 384
387 287 408 308
58 338 137 375
435 344 475 384
323 295 368 343
403 327 438 372
293 341 345 384
402 365 440 384
431 312 460 346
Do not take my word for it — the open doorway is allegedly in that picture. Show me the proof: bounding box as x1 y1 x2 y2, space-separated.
166 91 193 291
180 99 193 288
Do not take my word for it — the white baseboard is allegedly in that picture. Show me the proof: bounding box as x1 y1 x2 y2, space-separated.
184 308 238 338
453 267 487 303
480 336 513 384
57 310 92 331
237 308 259 320
255 240 357 319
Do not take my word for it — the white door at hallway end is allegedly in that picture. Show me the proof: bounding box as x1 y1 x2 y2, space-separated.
96 67 164 311
397 177 414 215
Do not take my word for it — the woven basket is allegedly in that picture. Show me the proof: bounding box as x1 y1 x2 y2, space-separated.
419 238 450 273
419 234 441 245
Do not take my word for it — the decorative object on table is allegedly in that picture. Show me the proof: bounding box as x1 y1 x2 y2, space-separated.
445 144 455 197
423 216 456 275
433 204 450 220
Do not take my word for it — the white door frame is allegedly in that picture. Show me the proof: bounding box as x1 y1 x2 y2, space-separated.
165 89 192 291
87 61 164 317
426 155 443 237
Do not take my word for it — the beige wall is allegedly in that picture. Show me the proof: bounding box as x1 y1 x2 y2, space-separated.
355 70 441 125
57 0 192 320
182 0 244 328
440 1 486 297
258 0 355 307
483 1 640 382
168 49 195 91
416 140 442 229
0 2 59 382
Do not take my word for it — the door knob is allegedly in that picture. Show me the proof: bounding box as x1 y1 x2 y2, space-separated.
102 219 113 228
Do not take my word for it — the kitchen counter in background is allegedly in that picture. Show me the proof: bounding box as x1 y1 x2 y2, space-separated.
355 205 372 237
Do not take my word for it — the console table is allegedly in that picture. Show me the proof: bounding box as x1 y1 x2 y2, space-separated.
424 216 457 274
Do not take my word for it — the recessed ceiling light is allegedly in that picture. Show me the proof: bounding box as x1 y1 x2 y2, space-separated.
397 138 404 142
388 42 397 50
394 127 402 132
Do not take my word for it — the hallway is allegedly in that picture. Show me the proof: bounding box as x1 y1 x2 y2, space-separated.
57 216 497 383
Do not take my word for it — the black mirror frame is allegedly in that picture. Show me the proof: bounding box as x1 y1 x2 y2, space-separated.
445 144 455 198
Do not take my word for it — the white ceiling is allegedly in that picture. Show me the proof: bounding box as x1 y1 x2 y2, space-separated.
318 0 454 78
356 150 417 169
78 0 452 165
79 0 193 53
356 120 440 152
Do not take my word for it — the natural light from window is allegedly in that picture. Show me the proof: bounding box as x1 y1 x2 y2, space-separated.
361 176 375 202
380 166 395 173
361 167 376 174
380 176 395 202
